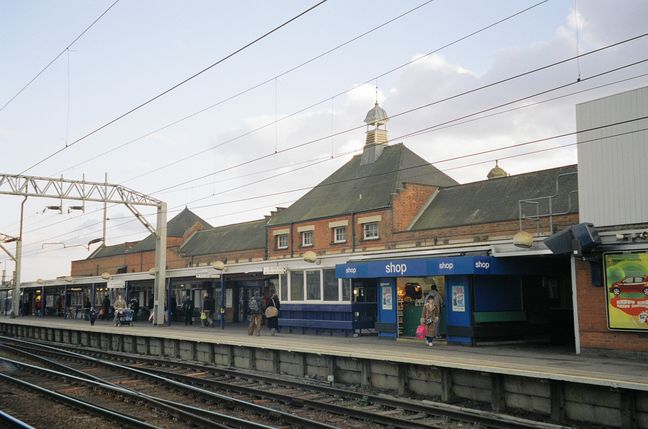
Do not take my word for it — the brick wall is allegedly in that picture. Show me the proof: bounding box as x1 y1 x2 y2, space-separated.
576 258 648 353
391 183 437 232
267 209 394 259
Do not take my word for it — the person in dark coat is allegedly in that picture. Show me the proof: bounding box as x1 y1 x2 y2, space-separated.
201 293 214 327
182 293 194 326
101 295 110 320
265 289 280 336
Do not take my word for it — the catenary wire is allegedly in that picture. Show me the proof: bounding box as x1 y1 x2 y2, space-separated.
0 0 121 115
18 0 329 175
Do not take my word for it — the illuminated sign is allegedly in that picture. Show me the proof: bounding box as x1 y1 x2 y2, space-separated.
605 251 648 332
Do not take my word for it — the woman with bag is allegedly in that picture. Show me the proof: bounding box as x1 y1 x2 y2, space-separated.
265 289 280 336
420 295 439 347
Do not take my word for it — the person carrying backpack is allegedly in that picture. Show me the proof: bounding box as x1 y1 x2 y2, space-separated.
247 289 263 336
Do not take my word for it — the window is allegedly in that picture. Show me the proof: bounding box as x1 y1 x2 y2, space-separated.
276 234 288 249
323 269 339 301
342 279 352 301
280 274 287 301
363 222 379 240
306 270 321 300
290 270 304 300
301 230 313 247
333 226 346 243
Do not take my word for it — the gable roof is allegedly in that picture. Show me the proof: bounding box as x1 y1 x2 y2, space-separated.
180 219 266 256
88 243 132 259
267 143 457 226
127 207 212 253
410 164 578 231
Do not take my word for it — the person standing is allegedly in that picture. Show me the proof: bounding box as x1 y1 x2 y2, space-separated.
113 294 126 326
247 290 263 336
182 293 194 326
421 295 440 347
201 293 214 327
101 295 110 320
426 284 443 338
265 289 280 336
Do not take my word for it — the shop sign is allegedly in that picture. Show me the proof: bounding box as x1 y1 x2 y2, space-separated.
107 280 125 289
196 269 220 279
604 251 648 331
452 286 465 312
263 266 286 275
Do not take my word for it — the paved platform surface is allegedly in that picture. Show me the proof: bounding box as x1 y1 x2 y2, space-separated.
3 316 648 392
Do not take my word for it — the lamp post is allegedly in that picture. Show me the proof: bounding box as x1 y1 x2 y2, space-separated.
12 197 27 318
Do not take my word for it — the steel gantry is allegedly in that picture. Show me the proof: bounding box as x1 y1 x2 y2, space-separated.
0 173 168 325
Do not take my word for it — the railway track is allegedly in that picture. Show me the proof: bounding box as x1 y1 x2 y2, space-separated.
0 336 571 429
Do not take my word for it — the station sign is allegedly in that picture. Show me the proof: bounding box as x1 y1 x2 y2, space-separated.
107 279 125 289
195 269 220 279
263 266 287 275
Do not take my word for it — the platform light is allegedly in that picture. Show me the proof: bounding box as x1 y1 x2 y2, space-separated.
64 276 73 282
36 278 45 284
148 267 157 276
513 231 534 248
303 251 317 263
211 260 225 271
100 272 111 280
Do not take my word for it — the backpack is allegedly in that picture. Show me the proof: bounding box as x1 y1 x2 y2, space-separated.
248 297 259 313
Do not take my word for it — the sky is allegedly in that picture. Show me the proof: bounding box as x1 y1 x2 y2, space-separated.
1 0 648 281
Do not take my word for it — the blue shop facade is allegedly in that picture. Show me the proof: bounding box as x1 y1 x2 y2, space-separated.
336 254 573 346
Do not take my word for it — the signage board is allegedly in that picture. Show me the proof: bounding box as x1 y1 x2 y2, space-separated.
381 283 393 310
107 279 125 289
452 285 465 312
604 251 648 331
263 266 287 275
195 269 220 279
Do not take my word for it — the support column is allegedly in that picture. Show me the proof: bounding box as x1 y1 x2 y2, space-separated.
153 202 167 326
570 255 581 355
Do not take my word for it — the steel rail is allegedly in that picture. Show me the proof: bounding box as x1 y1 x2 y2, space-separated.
0 343 275 429
0 356 234 429
32 340 565 429
1 337 337 429
0 410 36 429
0 371 161 429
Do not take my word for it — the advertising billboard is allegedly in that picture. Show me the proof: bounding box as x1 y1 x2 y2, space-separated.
605 252 648 331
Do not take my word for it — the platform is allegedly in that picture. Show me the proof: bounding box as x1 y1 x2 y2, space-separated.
4 315 648 392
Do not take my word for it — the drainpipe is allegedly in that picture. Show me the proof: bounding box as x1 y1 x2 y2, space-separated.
351 213 356 253
570 255 581 355
264 222 268 261
290 222 294 258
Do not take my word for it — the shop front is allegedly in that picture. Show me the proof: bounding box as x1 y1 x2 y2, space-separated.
337 254 572 345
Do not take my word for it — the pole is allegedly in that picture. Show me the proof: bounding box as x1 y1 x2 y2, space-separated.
12 197 27 318
570 254 581 355
220 274 225 330
153 202 167 326
102 173 108 245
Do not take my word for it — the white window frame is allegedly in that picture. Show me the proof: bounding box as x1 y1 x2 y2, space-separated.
301 230 313 247
333 226 346 243
363 222 379 240
276 234 288 249
284 268 350 303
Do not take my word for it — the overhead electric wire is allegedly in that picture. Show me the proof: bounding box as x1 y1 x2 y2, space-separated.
148 39 648 196
18 0 329 175
15 113 648 260
54 0 549 179
14 55 648 249
0 0 121 115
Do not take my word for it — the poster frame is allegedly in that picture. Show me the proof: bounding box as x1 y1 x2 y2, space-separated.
603 250 648 333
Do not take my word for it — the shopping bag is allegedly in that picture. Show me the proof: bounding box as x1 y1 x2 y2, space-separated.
415 324 426 340
200 311 207 320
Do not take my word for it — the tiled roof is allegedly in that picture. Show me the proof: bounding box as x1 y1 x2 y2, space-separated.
180 219 266 256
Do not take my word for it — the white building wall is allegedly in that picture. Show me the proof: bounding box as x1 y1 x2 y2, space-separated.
576 85 648 227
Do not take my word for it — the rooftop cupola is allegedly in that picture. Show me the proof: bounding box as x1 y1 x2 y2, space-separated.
360 98 389 165
487 160 508 180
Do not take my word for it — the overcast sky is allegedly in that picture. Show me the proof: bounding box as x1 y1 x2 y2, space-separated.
1 0 647 281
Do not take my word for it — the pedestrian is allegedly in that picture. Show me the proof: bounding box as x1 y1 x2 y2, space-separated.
182 293 194 326
89 307 97 326
83 296 91 320
113 294 126 325
421 295 439 347
247 290 263 336
265 289 280 336
101 295 110 320
201 293 214 327
425 284 443 338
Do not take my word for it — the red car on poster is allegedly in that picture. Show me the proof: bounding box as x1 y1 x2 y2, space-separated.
609 276 648 296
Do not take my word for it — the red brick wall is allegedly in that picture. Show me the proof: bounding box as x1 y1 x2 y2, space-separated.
576 258 648 353
391 184 437 232
267 209 394 259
